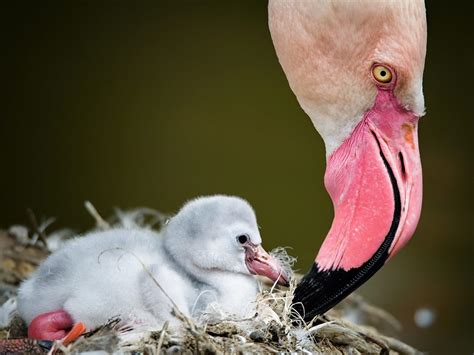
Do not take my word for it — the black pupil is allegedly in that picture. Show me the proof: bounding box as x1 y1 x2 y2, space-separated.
238 235 248 244
380 70 386 76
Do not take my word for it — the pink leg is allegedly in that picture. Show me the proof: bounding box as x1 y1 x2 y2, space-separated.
28 309 74 340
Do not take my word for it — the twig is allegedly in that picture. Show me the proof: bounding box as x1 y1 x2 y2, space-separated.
84 201 110 229
156 321 169 354
380 335 420 355
26 209 48 246
361 332 389 354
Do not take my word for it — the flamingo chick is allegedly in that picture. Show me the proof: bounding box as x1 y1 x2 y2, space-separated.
269 0 427 320
17 195 288 341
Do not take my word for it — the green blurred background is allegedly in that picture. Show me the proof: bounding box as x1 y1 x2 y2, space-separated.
1 1 472 353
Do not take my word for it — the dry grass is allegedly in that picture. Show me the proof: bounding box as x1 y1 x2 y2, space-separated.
59 280 419 354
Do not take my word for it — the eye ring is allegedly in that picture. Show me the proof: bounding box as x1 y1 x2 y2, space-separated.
372 64 393 84
236 234 249 244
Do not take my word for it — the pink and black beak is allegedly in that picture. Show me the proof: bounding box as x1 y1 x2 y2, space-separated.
293 70 423 321
245 243 289 286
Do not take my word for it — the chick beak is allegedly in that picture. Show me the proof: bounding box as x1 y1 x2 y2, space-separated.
245 244 289 286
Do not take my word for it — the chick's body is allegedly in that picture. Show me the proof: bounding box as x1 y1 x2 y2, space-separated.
17 196 271 332
18 229 195 329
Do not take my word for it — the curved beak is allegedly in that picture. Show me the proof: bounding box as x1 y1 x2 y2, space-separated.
293 90 423 320
245 244 289 286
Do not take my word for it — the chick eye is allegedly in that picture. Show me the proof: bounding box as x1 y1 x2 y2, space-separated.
236 234 249 244
372 65 393 84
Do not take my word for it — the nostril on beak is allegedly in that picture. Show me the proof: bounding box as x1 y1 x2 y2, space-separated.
398 152 406 178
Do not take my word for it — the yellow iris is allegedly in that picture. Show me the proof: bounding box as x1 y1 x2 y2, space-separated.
372 65 393 83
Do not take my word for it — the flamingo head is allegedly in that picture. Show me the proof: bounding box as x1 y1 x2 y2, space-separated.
269 0 427 319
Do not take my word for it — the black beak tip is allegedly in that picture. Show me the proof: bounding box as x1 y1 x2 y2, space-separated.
292 253 391 322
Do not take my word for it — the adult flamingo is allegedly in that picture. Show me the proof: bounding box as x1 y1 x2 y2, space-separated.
268 0 427 321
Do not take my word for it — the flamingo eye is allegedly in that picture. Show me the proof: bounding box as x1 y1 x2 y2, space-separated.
372 65 393 83
236 235 249 244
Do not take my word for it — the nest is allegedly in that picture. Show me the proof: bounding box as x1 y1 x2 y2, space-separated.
0 206 420 354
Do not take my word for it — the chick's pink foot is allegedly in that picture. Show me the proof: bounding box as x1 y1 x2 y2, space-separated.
28 309 86 343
